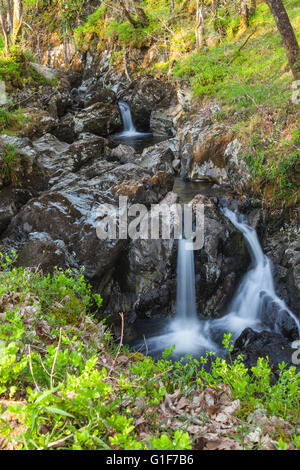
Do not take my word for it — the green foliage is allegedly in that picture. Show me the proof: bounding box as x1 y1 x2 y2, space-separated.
0 108 26 133
0 259 299 450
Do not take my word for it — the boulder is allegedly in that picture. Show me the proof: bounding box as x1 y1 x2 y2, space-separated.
20 109 57 139
15 239 68 274
178 108 230 184
139 140 175 175
74 102 122 137
84 88 116 108
110 144 136 164
0 188 33 235
47 91 72 119
51 114 77 143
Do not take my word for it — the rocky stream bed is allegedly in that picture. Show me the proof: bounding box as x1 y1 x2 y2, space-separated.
0 64 299 371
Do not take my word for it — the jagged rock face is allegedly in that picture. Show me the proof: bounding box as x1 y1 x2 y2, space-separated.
178 105 231 184
2 141 174 281
120 76 175 131
224 139 251 192
264 228 300 314
100 192 178 322
73 102 122 136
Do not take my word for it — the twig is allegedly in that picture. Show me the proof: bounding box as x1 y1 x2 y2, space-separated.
229 28 257 65
50 328 62 390
108 313 124 377
28 345 40 392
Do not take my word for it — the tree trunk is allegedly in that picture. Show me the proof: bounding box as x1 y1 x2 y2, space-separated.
118 0 139 28
240 0 249 29
7 0 13 34
196 0 206 50
12 0 23 44
0 2 11 55
132 0 148 27
266 0 300 80
170 0 175 16
249 0 256 17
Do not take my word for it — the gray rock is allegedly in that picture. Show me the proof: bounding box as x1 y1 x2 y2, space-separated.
140 140 174 175
74 102 122 137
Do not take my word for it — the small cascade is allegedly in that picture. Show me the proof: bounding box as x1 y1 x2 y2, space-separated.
131 208 299 359
209 208 300 340
118 101 137 136
137 238 217 358
117 101 150 138
175 239 198 323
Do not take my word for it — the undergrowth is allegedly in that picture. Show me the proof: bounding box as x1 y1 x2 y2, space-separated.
0 254 299 450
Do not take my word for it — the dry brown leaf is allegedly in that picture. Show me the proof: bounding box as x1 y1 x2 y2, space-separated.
177 397 190 410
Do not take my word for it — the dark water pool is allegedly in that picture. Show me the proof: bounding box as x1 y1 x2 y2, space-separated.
112 133 170 153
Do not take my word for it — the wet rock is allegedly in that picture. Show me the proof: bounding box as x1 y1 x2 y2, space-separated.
233 328 300 373
32 133 70 175
65 133 109 170
15 239 68 274
51 114 77 143
177 104 230 184
101 192 179 321
264 229 300 314
284 239 300 312
112 170 174 205
139 140 175 175
110 144 136 164
74 102 122 137
260 294 299 341
84 87 116 108
3 188 126 279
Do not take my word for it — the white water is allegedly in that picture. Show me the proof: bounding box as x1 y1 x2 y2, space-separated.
117 101 150 137
139 208 300 358
210 208 300 340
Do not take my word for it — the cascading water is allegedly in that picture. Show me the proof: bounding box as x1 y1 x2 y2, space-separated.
133 207 299 359
138 239 216 357
117 101 138 136
209 208 300 341
117 101 150 138
114 100 170 152
175 239 198 323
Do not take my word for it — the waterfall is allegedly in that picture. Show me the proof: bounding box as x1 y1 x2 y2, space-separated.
210 208 300 339
132 208 299 359
118 101 137 136
141 238 216 357
175 239 198 323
